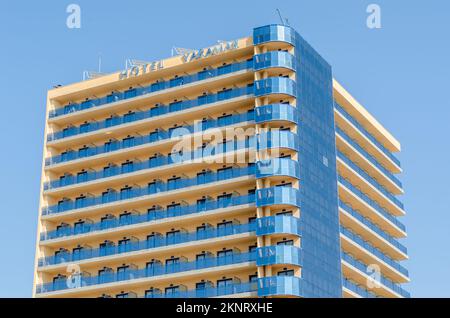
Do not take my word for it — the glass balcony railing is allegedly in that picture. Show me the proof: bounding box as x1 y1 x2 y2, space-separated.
256 245 302 267
341 252 410 298
336 127 402 189
258 276 302 297
337 151 404 210
338 176 406 232
256 215 301 237
254 51 296 71
42 165 255 216
256 158 300 179
39 222 256 267
342 278 379 298
44 120 255 191
255 103 299 124
335 102 401 167
47 86 254 142
36 251 257 294
49 60 253 119
253 24 296 46
144 281 258 298
40 193 256 241
339 201 407 255
254 77 296 98
257 130 299 152
256 186 301 208
340 226 409 277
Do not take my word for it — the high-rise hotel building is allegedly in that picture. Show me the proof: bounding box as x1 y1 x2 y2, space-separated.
33 25 409 298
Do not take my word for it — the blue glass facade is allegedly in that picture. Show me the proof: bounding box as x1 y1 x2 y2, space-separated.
254 25 342 297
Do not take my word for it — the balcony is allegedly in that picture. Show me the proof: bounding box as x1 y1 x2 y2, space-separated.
253 25 296 46
36 251 257 294
336 127 402 188
334 102 401 168
40 194 255 241
257 276 302 297
47 86 254 144
341 252 410 298
254 77 296 98
42 165 254 216
39 222 255 267
256 187 301 208
257 130 299 152
144 281 258 298
342 279 378 298
340 226 409 279
337 151 404 210
49 60 253 119
254 51 296 72
338 176 406 233
256 158 300 180
256 245 302 267
256 215 301 237
339 201 407 256
255 103 299 125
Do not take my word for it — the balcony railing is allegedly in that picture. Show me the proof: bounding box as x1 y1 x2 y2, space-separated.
335 102 401 167
39 222 256 267
342 252 410 298
340 226 409 277
254 51 296 71
256 215 301 237
256 158 300 179
47 85 254 142
49 60 253 119
336 127 402 188
40 194 256 241
36 251 257 294
256 245 302 267
256 186 301 208
337 151 404 209
339 201 407 254
254 77 296 98
253 25 296 46
338 176 406 232
42 165 255 216
144 281 258 298
255 103 299 124
258 276 302 297
342 278 379 298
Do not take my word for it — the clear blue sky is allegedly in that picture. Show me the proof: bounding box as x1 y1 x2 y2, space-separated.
0 0 448 297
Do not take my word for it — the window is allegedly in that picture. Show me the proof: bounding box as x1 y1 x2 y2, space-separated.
217 166 232 180
167 176 181 190
79 122 90 134
276 182 292 188
123 111 136 123
120 186 132 200
217 88 232 101
248 245 257 253
217 278 233 295
169 76 183 87
217 193 232 208
277 269 294 276
145 288 161 298
276 210 293 216
118 238 132 253
100 215 115 230
196 171 210 184
146 260 161 275
198 94 208 105
166 230 180 245
99 241 114 256
165 257 180 273
124 88 137 99
119 211 132 225
196 225 208 239
102 189 115 204
78 146 89 158
72 246 84 261
218 64 232 75
122 136 135 148
75 195 86 209
76 171 88 183
217 220 233 234
120 161 134 174
217 114 232 126
73 220 86 234
117 265 130 280
167 203 181 217
217 249 233 265
277 240 294 246
196 198 207 212
165 285 180 296
169 101 182 112
98 267 113 284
